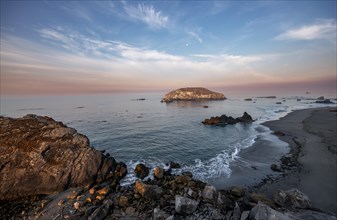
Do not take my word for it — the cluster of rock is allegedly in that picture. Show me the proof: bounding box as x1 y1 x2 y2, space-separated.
0 115 126 200
315 96 334 104
161 87 226 103
26 163 336 220
202 112 254 126
1 115 336 220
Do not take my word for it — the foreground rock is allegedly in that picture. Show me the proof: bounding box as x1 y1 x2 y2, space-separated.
161 87 226 102
202 112 254 125
0 114 123 200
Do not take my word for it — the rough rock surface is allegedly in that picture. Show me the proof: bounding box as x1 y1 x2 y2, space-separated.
0 114 119 200
202 112 254 125
274 188 312 209
134 163 149 180
161 87 226 102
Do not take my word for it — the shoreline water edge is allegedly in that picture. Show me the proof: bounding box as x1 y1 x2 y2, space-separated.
0 107 336 219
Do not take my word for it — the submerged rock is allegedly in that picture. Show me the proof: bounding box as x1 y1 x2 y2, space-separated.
202 112 254 126
0 114 119 200
161 87 226 102
169 161 181 169
134 163 149 180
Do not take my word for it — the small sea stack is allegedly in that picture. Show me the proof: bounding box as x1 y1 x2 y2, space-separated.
161 87 226 102
202 112 254 126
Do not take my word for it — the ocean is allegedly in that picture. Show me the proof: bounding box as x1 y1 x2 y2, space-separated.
1 92 336 187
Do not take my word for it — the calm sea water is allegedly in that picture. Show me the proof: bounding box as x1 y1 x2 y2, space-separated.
1 92 336 185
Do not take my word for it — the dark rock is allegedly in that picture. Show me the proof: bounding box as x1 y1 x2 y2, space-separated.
115 162 128 179
274 188 311 209
203 105 209 108
316 99 333 104
134 180 163 200
317 96 325 100
0 115 117 200
249 193 274 207
240 210 250 220
231 186 245 198
175 195 199 215
125 206 138 216
88 199 113 220
175 175 191 186
236 112 254 123
249 202 292 220
276 102 282 104
169 162 181 169
153 166 164 179
211 208 225 219
270 164 281 172
244 98 252 101
233 202 241 220
153 208 170 220
118 195 128 207
256 96 276 98
273 131 286 136
181 171 193 178
161 87 226 102
202 112 254 126
134 163 149 180
85 206 98 217
202 185 217 201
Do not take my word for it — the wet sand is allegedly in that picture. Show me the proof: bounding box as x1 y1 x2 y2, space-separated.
258 107 337 214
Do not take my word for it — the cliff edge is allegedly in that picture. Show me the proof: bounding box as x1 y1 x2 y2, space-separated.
162 87 226 102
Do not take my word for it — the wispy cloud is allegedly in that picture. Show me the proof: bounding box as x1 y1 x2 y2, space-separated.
275 19 336 41
123 3 168 29
192 54 263 65
187 31 202 43
37 27 182 61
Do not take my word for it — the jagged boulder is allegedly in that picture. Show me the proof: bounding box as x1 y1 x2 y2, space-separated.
0 115 119 200
274 188 312 209
202 112 254 126
175 195 199 214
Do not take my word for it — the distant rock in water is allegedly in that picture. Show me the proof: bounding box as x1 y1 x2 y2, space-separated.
161 87 226 102
0 114 123 200
256 96 277 99
315 99 333 104
202 112 254 126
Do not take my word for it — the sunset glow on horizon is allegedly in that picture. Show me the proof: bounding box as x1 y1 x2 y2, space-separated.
1 1 336 96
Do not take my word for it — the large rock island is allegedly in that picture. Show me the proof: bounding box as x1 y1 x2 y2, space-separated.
0 114 126 200
161 87 226 102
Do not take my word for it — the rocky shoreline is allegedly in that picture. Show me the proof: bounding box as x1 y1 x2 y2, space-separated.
0 111 336 220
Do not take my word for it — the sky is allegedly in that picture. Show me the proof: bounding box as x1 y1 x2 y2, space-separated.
1 1 336 95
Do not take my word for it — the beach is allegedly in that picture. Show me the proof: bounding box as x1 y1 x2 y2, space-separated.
258 107 337 214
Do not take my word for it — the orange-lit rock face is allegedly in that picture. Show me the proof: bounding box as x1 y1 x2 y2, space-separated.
0 114 118 200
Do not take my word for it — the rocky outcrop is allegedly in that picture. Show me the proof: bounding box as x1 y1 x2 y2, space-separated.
161 87 226 102
0 114 122 200
316 99 333 104
202 112 254 125
13 164 335 220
